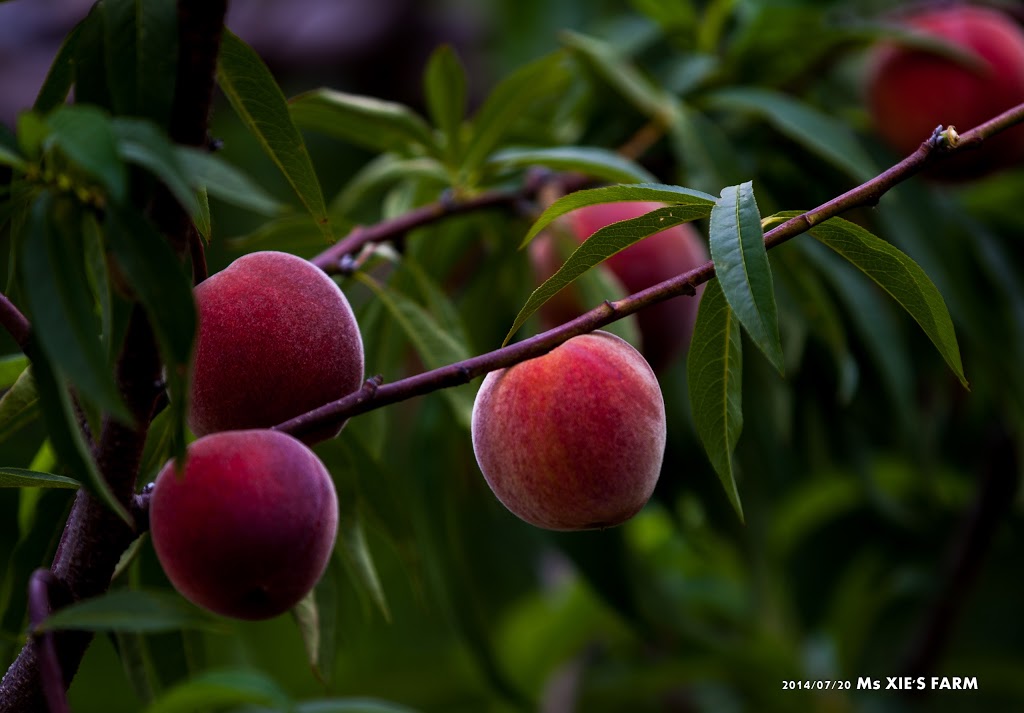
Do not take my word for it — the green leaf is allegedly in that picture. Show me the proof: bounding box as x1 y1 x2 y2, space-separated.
16 112 50 160
0 354 29 388
506 203 711 345
462 51 573 174
72 5 114 111
175 147 284 216
105 205 196 462
561 30 672 119
336 509 391 623
34 21 81 113
112 118 199 218
217 30 331 239
38 590 224 633
799 215 968 388
143 670 289 713
424 45 467 166
705 88 876 182
522 183 715 246
295 700 422 713
709 181 784 374
288 88 439 157
0 366 40 444
291 555 341 684
45 105 127 202
356 272 474 428
687 279 744 521
134 0 178 125
28 347 131 525
21 193 131 423
0 144 26 171
101 0 140 115
328 155 448 218
487 146 656 184
0 468 79 489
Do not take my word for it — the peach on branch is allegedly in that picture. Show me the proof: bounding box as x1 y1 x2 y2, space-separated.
530 201 708 371
149 429 338 620
866 5 1024 178
189 250 364 439
471 331 666 531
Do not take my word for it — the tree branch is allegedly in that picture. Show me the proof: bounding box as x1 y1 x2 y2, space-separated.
279 102 1024 441
0 293 30 351
0 2 228 710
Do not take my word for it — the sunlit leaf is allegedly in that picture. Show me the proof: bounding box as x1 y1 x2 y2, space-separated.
687 279 744 521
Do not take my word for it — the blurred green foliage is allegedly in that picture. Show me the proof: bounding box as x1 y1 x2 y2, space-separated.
2 1 1024 712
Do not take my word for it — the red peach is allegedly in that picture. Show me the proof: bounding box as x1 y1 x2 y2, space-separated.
471 331 666 531
189 250 364 440
866 5 1024 178
530 201 708 371
149 429 338 620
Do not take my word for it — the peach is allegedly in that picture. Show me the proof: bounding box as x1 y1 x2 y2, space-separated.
189 250 364 440
471 331 666 531
866 5 1024 178
530 201 708 371
149 429 338 620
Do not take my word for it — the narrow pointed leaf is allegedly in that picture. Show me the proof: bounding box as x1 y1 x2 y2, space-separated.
0 355 29 388
0 468 79 489
788 213 968 387
506 204 710 345
27 345 131 524
288 88 439 157
687 279 744 521
37 590 224 633
462 51 573 173
112 118 199 218
0 144 26 170
291 555 340 683
356 273 474 428
217 30 331 239
34 21 81 112
0 366 39 443
487 146 656 184
336 510 391 623
45 105 127 202
705 88 876 182
21 193 131 423
424 45 467 165
175 147 283 216
561 30 672 118
522 183 715 246
709 182 784 374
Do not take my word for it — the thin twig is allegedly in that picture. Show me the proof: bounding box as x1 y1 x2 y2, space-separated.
0 293 30 350
280 102 1024 441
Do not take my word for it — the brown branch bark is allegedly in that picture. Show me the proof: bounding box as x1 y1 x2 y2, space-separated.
279 102 1024 441
0 2 227 710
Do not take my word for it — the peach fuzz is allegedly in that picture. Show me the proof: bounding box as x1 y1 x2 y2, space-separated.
866 5 1024 179
471 331 666 531
149 429 338 620
530 201 708 371
189 250 364 440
